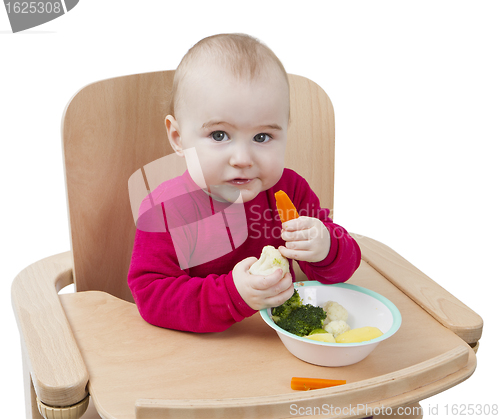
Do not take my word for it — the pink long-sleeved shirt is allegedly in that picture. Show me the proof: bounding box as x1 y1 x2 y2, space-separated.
128 169 361 332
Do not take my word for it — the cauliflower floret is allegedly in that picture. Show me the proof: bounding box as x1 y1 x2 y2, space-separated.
323 301 349 324
249 245 290 279
324 320 351 338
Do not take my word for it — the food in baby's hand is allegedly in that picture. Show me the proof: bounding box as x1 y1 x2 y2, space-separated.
323 301 348 324
335 326 383 343
324 320 351 338
271 289 327 337
275 190 299 223
249 245 290 279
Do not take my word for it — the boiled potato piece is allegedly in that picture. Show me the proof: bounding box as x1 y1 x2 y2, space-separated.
335 327 383 343
305 333 336 343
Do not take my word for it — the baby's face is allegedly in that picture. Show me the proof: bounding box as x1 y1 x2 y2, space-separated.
168 64 289 203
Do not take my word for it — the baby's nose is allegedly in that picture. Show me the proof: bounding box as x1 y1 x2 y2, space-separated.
229 144 254 168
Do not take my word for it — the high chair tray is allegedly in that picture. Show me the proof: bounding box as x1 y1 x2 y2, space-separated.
58 237 481 419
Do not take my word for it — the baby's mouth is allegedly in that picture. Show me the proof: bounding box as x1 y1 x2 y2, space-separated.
228 178 253 185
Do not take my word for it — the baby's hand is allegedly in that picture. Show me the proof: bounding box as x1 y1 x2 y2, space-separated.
233 257 294 311
279 216 331 263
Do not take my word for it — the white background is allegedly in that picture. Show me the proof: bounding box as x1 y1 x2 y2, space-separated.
1 1 498 417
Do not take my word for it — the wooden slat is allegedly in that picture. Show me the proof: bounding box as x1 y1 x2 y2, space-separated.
62 71 175 302
11 252 89 407
286 74 335 212
355 234 483 343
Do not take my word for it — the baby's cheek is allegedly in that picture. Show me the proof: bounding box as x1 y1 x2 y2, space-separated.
262 158 285 186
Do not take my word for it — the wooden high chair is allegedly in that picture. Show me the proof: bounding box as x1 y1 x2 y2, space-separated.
12 71 482 419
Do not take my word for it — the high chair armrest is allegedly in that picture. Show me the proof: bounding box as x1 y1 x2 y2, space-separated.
11 251 89 407
353 234 483 344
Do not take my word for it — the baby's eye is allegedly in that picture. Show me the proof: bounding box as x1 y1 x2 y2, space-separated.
211 131 228 142
253 133 271 143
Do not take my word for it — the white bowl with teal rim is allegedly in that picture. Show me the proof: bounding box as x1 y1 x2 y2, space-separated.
260 281 402 367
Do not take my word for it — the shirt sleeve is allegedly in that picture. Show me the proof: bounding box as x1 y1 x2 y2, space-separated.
127 228 256 333
286 173 361 284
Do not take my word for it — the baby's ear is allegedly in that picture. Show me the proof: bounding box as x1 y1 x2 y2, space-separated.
165 115 184 157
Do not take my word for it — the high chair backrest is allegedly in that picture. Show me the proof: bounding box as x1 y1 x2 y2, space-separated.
62 71 335 301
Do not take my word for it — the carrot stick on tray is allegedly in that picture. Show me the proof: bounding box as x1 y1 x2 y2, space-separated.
275 190 299 223
291 377 346 391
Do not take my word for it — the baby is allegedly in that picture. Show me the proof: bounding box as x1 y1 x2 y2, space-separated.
128 33 361 332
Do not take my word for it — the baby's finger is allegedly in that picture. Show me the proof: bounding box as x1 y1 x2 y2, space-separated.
264 280 295 307
281 228 310 242
252 268 284 290
282 239 314 253
278 245 313 261
272 272 293 295
282 216 312 231
235 256 258 271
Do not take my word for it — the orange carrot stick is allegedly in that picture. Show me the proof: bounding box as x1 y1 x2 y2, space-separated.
291 377 346 391
275 190 299 223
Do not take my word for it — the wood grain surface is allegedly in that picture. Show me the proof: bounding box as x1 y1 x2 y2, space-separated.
59 260 476 419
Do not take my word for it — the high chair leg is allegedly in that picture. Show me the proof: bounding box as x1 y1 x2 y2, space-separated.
22 346 44 419
22 342 90 419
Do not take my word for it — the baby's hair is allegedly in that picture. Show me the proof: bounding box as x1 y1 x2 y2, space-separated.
170 33 289 117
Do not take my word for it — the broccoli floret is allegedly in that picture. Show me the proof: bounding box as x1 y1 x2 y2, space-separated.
271 290 327 337
275 304 327 337
271 289 302 322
